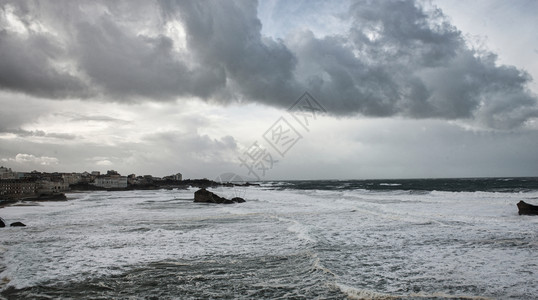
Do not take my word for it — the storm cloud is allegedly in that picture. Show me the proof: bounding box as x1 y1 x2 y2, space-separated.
0 0 537 128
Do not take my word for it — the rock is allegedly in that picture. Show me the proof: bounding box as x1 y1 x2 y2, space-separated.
10 222 26 227
194 188 223 203
231 197 246 203
194 189 245 204
0 217 5 228
517 200 538 215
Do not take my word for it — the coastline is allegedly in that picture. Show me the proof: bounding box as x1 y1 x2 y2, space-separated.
0 193 67 209
1 179 259 209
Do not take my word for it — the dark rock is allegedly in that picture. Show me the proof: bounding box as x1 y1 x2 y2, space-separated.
10 222 26 227
194 188 225 203
517 200 538 215
194 189 245 204
0 217 5 228
231 197 246 203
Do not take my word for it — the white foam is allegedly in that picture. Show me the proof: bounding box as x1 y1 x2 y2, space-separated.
334 283 400 300
277 216 316 243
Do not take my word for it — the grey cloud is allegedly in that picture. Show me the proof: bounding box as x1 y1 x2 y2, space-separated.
417 52 537 127
0 29 89 99
0 94 78 139
75 15 225 101
285 0 538 128
0 129 240 177
0 0 536 128
0 0 226 101
0 128 77 140
64 113 128 123
0 93 57 131
0 1 91 98
46 132 77 140
349 0 463 67
164 0 298 104
145 130 237 155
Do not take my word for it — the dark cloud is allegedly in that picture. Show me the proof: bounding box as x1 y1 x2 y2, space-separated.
75 15 225 100
0 0 536 128
162 0 298 104
0 28 88 98
289 0 538 128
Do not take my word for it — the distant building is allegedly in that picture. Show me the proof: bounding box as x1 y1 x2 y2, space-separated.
37 180 69 195
79 172 92 183
13 172 26 179
107 170 119 176
1 177 69 200
0 166 16 180
127 174 137 185
62 173 82 185
92 175 128 189
0 179 37 199
129 175 150 185
163 173 182 181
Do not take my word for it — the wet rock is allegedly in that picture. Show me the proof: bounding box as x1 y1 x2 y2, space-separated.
194 189 245 204
231 197 246 203
517 200 538 215
0 217 5 228
10 222 26 227
194 188 225 203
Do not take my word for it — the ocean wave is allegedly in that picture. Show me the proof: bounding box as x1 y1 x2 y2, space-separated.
379 183 403 186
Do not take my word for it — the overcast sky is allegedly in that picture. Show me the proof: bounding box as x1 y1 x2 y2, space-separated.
1 0 537 180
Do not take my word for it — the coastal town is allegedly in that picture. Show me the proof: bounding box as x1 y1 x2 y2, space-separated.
0 166 185 202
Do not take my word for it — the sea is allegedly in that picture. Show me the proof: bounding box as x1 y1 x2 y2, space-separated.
1 177 537 299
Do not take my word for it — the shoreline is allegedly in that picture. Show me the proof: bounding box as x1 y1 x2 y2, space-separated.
0 193 68 209
1 180 260 209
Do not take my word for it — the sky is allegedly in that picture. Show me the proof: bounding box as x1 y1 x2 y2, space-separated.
1 0 537 180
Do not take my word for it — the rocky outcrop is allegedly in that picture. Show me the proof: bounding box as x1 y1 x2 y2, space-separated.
0 219 26 227
194 189 245 204
10 222 26 227
517 200 538 215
